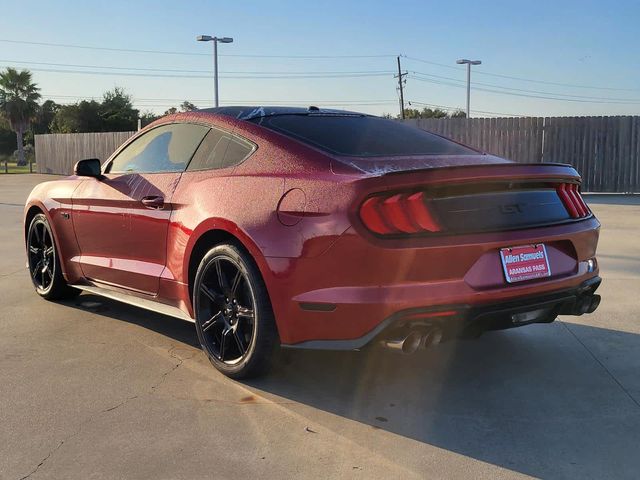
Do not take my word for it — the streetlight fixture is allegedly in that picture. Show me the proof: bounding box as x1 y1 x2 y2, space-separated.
197 35 234 107
456 59 481 118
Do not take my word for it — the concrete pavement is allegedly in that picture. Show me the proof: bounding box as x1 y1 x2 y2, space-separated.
1 174 639 479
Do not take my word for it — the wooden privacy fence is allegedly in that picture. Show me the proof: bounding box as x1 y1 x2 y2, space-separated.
35 117 640 192
406 116 640 193
35 131 135 175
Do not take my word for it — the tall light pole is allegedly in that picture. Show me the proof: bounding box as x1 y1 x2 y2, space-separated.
456 59 481 118
197 35 234 107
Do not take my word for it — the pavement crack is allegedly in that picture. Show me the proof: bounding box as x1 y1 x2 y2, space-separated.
102 395 139 413
0 268 24 278
18 389 145 478
17 421 88 480
561 320 640 410
18 440 64 480
150 346 186 393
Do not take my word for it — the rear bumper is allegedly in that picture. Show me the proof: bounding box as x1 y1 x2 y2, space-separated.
266 216 600 346
457 275 601 336
284 276 601 350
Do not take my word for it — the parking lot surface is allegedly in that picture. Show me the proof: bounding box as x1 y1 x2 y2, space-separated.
1 175 639 479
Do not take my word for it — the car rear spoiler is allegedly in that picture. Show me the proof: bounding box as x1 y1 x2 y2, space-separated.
379 162 581 187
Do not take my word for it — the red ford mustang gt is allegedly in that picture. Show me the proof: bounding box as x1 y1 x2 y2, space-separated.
24 106 601 378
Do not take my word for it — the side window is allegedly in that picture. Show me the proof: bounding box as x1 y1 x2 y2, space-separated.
224 136 255 167
108 124 209 174
187 127 255 171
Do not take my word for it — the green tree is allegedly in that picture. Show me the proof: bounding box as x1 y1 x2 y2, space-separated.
396 107 466 119
50 100 102 133
139 110 160 128
26 100 61 145
0 68 41 165
100 87 138 131
35 100 60 133
404 107 448 119
50 87 139 133
163 101 197 116
0 116 15 155
180 101 198 112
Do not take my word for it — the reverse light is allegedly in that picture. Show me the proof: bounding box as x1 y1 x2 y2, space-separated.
557 183 590 219
359 191 442 235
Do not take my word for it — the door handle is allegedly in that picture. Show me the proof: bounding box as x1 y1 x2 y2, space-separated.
141 195 165 209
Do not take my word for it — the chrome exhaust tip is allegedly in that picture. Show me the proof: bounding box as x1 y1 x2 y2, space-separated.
381 330 423 354
421 326 443 348
586 294 601 314
381 326 443 354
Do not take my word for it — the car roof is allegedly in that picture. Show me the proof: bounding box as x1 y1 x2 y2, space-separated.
199 106 369 121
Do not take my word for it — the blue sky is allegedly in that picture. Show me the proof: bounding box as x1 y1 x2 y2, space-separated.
1 0 639 117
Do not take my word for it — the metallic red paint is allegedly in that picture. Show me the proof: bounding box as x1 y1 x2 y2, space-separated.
24 110 601 348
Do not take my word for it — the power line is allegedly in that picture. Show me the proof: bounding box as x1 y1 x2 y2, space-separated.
12 56 634 102
0 65 389 80
3 37 635 93
410 70 640 102
408 100 520 117
49 95 515 115
43 93 398 104
403 56 461 71
42 93 399 108
0 63 393 80
0 39 395 59
0 58 394 75
133 103 398 109
404 54 639 92
408 75 640 104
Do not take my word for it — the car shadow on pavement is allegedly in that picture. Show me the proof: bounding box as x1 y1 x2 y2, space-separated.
63 294 200 348
62 294 640 479
248 321 640 479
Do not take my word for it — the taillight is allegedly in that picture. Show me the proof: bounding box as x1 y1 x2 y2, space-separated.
556 183 590 218
359 191 442 235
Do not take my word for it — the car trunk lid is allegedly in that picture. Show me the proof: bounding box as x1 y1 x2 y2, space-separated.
353 161 591 237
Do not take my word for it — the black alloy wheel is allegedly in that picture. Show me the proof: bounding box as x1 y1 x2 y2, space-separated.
28 215 55 293
194 244 278 379
27 213 79 300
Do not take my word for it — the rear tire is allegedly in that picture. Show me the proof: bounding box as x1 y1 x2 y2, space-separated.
193 244 278 379
26 213 80 300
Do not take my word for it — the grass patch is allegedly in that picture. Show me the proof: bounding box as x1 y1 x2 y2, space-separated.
0 155 36 174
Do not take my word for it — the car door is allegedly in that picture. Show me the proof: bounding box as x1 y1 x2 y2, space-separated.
72 123 209 294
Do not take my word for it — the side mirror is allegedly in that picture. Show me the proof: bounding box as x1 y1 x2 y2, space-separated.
74 158 102 178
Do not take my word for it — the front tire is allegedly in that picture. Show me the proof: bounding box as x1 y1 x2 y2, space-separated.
27 213 80 300
193 244 278 379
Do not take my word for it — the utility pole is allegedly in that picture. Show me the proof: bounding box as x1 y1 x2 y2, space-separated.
456 59 482 118
395 56 407 119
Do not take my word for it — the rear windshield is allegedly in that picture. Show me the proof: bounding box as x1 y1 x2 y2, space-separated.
249 114 476 157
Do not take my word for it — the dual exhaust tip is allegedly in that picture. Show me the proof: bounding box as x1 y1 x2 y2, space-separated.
381 326 443 354
575 294 601 315
381 293 601 354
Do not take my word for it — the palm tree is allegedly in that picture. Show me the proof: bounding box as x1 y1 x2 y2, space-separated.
0 68 41 166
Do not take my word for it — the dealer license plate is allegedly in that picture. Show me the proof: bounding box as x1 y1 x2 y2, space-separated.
499 244 551 283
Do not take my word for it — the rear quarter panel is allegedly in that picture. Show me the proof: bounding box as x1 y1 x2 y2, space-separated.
164 120 365 319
